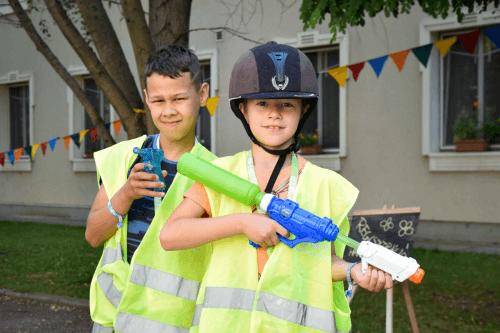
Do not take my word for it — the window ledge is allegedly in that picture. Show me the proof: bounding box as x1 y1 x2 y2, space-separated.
72 158 96 172
0 158 32 172
428 152 500 172
302 154 341 171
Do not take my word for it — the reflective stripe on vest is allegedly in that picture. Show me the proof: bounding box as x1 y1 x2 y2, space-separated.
192 286 335 332
97 272 122 308
91 322 114 333
115 312 189 333
130 264 199 301
101 246 122 266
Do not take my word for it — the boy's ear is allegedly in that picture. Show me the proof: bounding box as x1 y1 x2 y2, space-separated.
239 101 249 121
199 82 209 106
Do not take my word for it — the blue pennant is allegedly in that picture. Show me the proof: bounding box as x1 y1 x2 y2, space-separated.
48 137 58 151
483 25 500 48
368 55 388 78
7 150 15 165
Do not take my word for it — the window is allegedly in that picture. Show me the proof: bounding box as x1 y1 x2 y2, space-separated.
440 28 500 149
303 47 340 152
82 77 110 158
197 60 212 150
9 83 30 151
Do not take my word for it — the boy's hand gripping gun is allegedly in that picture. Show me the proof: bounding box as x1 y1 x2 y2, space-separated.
133 147 165 211
177 153 425 284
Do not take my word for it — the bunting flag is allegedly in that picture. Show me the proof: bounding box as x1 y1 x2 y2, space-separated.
48 137 58 151
79 129 89 143
71 133 81 148
206 96 220 116
348 62 365 81
24 146 32 160
113 120 122 136
40 142 48 155
368 55 388 77
105 123 111 131
389 50 410 72
411 44 433 67
63 136 71 150
0 152 4 167
133 108 145 113
7 151 14 165
89 128 98 142
458 30 480 54
435 36 457 57
31 143 40 160
484 25 500 48
327 66 348 86
14 148 23 161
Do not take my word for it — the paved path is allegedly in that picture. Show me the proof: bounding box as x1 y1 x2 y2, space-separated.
0 289 91 333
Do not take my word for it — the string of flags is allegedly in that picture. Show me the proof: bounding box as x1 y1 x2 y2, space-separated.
0 96 220 167
327 24 500 86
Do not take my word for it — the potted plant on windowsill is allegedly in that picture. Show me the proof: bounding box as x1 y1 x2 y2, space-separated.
299 130 321 155
483 117 500 147
453 111 488 152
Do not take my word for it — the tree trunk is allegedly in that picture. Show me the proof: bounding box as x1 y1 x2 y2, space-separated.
75 0 147 136
44 0 144 139
8 0 115 147
149 0 192 48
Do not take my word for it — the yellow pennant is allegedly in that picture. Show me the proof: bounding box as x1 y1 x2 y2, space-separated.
435 36 457 57
31 143 40 160
328 66 348 87
133 108 145 113
205 96 220 116
79 129 89 143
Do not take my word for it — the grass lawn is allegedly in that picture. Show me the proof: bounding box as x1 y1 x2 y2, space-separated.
0 221 499 332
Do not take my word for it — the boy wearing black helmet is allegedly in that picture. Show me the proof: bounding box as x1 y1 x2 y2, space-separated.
161 42 392 333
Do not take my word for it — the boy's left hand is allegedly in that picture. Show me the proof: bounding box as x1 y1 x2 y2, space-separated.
351 264 393 292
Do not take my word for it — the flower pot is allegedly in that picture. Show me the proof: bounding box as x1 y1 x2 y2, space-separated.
300 144 321 155
454 139 488 152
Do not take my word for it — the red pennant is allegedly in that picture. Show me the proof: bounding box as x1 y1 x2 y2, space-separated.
41 142 48 155
0 152 4 166
458 30 480 54
347 62 365 81
89 128 98 142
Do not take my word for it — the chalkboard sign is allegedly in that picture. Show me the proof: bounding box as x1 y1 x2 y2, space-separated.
344 207 421 263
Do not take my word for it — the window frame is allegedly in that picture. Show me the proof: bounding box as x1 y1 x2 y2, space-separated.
420 10 500 172
0 70 34 172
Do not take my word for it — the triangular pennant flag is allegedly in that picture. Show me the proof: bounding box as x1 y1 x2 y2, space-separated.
368 55 388 78
7 151 14 165
113 120 122 136
435 36 457 57
133 108 145 114
347 62 365 81
105 123 111 133
24 146 32 160
389 50 410 72
89 128 98 142
48 137 58 151
41 142 48 155
483 25 500 48
411 44 433 67
31 143 40 160
206 96 220 116
327 66 348 87
14 147 23 161
0 152 5 167
71 133 81 148
63 136 71 150
458 30 480 54
79 129 89 143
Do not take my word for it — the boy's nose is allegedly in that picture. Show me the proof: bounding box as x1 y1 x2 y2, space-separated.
161 107 178 116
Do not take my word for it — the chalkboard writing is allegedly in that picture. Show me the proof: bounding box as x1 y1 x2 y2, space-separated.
344 207 420 263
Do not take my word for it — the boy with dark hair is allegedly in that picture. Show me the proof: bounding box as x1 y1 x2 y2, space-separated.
86 45 216 333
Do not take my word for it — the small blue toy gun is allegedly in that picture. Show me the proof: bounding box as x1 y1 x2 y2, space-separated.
133 147 164 210
177 153 425 285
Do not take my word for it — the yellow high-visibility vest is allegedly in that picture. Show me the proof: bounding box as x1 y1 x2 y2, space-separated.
89 135 216 333
191 151 358 333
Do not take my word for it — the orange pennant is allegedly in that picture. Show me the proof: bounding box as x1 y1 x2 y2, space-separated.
389 50 410 72
63 136 71 149
14 147 24 161
113 120 122 136
31 143 40 160
435 36 457 57
327 66 348 87
79 129 89 143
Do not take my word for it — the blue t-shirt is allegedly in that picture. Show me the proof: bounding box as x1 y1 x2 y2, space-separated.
126 135 177 262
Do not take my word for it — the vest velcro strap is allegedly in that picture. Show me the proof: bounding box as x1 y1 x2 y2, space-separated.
101 246 123 266
256 291 336 332
91 322 114 333
97 272 122 308
130 264 200 301
115 312 189 333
